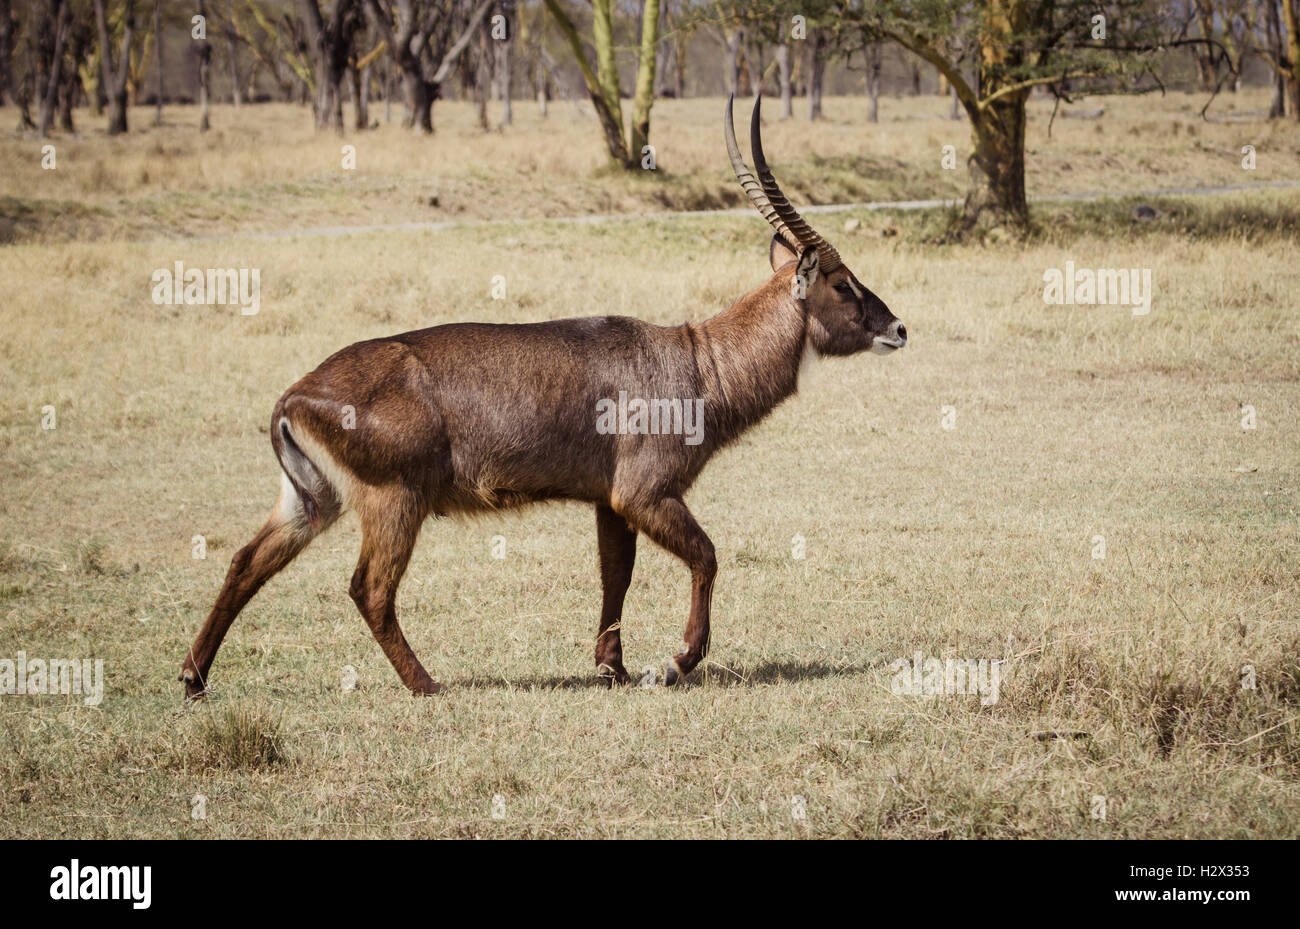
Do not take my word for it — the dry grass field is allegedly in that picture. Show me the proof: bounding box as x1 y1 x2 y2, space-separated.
4 90 1300 242
1 92 1298 838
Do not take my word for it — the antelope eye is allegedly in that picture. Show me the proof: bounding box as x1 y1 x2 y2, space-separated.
833 282 853 295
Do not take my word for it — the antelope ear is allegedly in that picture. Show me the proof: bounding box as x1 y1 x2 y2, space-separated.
794 247 819 290
769 233 799 272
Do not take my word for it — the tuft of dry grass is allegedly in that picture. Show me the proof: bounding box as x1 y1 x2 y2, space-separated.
186 704 287 771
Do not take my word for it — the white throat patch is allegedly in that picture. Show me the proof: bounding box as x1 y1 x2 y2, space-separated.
797 332 819 386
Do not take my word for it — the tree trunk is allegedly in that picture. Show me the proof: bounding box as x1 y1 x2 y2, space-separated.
57 66 77 131
543 0 628 165
960 95 1029 232
226 26 241 108
723 28 741 96
302 0 352 132
197 0 210 131
16 73 36 129
592 0 622 125
1193 0 1217 90
105 86 127 132
94 0 134 135
672 16 686 98
806 31 824 121
535 57 548 116
348 61 363 129
358 61 369 127
775 40 792 117
472 28 490 130
953 0 1033 236
317 60 345 130
866 42 881 123
496 31 511 126
403 68 433 132
628 0 660 163
1266 0 1286 118
153 0 163 124
0 0 13 106
1284 0 1300 120
39 0 67 138
744 38 764 96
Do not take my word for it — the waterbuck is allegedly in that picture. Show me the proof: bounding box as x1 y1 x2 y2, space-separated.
180 95 906 699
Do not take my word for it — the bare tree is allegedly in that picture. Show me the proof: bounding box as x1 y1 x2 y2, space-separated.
0 0 16 106
224 3 241 108
864 38 882 122
348 33 382 128
514 0 547 113
153 0 162 123
197 0 211 130
93 0 136 134
494 1 511 126
38 0 67 137
1283 0 1300 118
1249 0 1299 118
545 0 663 168
773 38 792 116
662 0 691 99
300 0 357 131
628 0 660 160
806 28 824 120
227 0 315 103
543 0 627 163
57 9 94 132
722 24 743 95
363 0 493 133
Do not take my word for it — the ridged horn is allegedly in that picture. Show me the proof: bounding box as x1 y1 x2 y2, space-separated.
748 94 842 273
724 94 794 246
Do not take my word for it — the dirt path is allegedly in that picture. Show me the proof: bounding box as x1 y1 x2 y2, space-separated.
190 178 1300 244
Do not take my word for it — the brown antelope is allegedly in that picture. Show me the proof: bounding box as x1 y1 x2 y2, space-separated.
180 95 906 699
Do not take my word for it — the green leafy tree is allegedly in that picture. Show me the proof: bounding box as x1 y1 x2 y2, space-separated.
834 0 1227 237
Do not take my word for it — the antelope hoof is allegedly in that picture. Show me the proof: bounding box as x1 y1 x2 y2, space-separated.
410 680 443 696
597 663 631 686
179 667 207 701
663 659 682 687
598 670 629 691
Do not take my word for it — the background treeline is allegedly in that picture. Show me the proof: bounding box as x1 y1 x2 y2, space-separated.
3 1 1297 135
3 1 1298 235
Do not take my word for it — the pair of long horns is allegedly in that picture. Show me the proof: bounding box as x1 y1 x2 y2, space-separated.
725 94 842 273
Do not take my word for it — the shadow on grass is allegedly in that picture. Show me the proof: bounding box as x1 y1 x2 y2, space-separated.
451 658 877 692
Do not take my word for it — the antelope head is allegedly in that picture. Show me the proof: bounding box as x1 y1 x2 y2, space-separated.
726 94 907 357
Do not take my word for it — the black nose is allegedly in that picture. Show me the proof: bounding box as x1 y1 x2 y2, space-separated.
895 324 906 342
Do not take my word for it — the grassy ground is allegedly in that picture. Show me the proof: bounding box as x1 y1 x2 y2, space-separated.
0 94 1298 838
2 89 1299 243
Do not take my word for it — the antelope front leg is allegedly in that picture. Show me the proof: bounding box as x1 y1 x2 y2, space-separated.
594 504 637 684
623 496 716 686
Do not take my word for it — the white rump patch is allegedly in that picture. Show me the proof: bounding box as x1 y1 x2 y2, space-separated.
274 471 305 523
279 418 358 513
